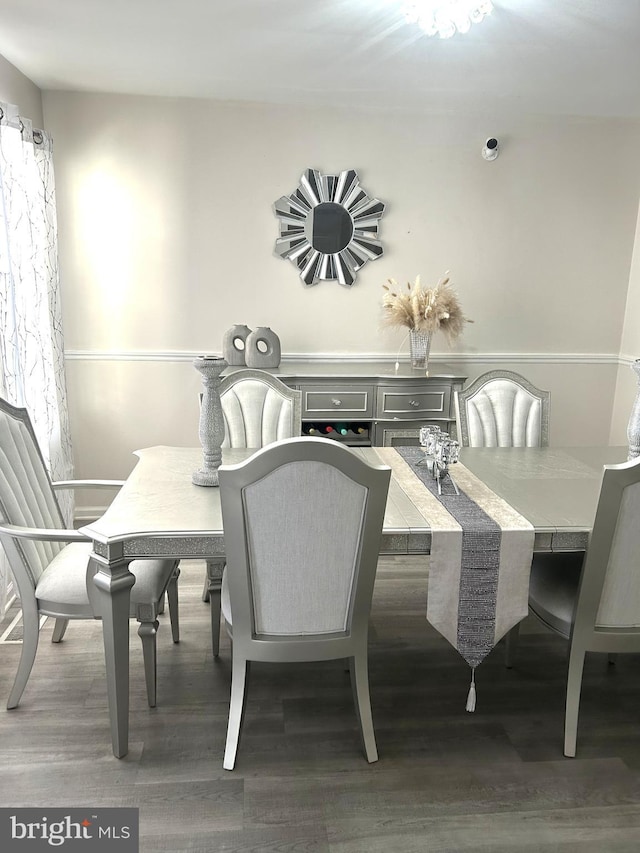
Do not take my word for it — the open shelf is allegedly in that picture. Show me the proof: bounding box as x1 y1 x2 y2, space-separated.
302 421 372 446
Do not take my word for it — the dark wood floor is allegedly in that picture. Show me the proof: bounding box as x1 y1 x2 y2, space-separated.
2 557 640 852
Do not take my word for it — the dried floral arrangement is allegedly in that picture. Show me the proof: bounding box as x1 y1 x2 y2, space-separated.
382 273 472 342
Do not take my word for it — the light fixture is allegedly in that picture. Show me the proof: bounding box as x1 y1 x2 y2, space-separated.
400 1 494 39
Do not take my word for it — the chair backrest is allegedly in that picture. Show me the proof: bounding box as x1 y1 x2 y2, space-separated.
573 457 640 633
455 370 550 447
218 369 302 449
219 437 390 651
0 398 65 589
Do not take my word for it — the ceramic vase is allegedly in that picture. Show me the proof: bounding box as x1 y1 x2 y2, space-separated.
192 356 227 486
222 324 252 366
627 359 640 460
245 327 281 368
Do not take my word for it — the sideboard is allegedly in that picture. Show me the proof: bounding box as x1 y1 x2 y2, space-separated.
226 361 466 447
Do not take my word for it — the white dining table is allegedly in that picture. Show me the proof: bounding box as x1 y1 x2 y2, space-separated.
80 443 628 758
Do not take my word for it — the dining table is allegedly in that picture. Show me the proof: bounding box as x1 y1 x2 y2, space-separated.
80 443 629 758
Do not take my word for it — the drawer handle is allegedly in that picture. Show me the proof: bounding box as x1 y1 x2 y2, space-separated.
331 398 342 407
409 399 420 408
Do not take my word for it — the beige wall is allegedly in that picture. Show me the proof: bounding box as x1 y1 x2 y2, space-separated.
0 53 43 126
620 205 640 360
611 199 640 444
45 92 640 358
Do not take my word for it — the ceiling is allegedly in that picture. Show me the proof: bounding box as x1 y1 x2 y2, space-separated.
1 0 640 118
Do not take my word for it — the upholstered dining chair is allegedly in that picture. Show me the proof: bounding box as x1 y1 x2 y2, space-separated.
202 369 302 651
219 368 302 450
508 457 640 757
0 397 179 711
454 370 550 447
218 436 391 770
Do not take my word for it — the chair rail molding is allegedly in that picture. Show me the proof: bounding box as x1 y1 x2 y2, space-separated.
64 350 623 366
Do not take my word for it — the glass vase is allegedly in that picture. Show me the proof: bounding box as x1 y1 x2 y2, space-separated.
409 329 432 371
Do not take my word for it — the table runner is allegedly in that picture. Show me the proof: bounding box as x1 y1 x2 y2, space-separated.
375 446 535 709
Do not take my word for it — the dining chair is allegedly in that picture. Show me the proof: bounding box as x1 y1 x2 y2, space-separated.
0 397 179 711
508 456 640 757
219 368 302 449
454 369 550 447
202 369 302 654
218 436 391 770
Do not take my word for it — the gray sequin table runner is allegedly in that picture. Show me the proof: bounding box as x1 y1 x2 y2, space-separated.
396 446 503 667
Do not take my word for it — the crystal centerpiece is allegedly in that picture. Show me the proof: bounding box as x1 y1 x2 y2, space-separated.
418 425 460 495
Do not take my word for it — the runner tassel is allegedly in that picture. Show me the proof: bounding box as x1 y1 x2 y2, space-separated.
465 668 476 712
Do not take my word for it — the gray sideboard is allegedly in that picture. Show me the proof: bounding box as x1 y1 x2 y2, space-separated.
225 361 466 447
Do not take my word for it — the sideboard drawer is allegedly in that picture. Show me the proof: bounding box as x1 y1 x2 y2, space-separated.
376 384 451 420
300 385 374 418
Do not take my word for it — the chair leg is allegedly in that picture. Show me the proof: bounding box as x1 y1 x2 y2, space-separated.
349 653 378 763
223 656 250 770
205 559 225 652
166 566 180 644
210 590 221 658
51 618 69 643
202 572 210 603
138 619 159 708
7 600 40 709
505 623 521 669
564 643 587 758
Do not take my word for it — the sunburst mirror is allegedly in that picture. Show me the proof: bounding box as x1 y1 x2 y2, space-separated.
273 168 385 287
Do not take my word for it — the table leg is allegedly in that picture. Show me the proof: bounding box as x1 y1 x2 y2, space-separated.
89 551 135 758
206 558 226 657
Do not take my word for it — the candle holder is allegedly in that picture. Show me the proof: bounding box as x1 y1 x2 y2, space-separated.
417 425 440 472
192 356 227 486
418 425 460 495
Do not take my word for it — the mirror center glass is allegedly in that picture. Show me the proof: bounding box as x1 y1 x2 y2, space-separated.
305 202 354 254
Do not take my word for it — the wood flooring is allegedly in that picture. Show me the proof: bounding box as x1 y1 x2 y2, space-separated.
1 557 640 852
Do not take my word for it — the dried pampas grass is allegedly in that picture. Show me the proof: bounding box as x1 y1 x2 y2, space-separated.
382 273 472 342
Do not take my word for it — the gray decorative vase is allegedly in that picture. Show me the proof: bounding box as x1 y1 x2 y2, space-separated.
222 324 252 366
627 359 640 460
245 326 281 368
192 356 228 486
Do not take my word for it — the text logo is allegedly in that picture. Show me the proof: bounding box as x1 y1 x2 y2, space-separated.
0 809 138 851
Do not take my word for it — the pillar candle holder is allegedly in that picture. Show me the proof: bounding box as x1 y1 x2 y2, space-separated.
192 356 228 486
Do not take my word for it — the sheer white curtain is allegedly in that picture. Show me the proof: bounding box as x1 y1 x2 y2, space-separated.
0 101 73 614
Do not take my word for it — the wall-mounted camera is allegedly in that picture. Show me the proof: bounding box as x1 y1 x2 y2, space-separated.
482 137 500 161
